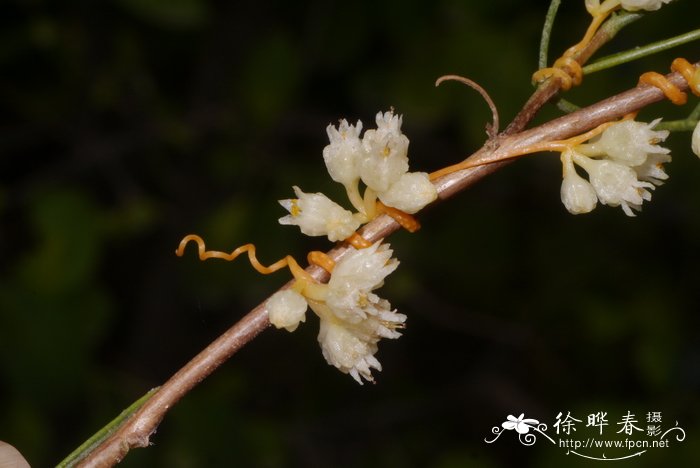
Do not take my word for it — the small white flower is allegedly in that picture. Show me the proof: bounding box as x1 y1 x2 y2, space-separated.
317 315 382 384
279 186 361 241
692 120 700 158
266 289 308 332
306 241 405 384
326 242 399 322
360 110 410 193
620 0 673 12
584 119 669 167
377 172 438 214
573 154 654 217
634 153 671 185
560 151 598 215
323 119 363 188
314 300 406 384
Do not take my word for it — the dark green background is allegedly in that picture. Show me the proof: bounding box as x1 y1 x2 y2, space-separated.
1 0 698 466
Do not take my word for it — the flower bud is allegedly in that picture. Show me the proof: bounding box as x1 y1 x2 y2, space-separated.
561 152 598 214
377 172 437 214
266 289 308 332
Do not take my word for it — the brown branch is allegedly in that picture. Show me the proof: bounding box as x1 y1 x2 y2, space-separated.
76 21 693 468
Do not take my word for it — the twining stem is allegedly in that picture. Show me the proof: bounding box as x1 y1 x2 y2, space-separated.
554 26 700 116
430 119 621 180
506 10 643 134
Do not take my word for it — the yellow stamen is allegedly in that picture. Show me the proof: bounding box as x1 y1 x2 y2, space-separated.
290 200 301 217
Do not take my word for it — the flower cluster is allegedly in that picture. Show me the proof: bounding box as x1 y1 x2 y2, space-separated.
265 109 435 383
559 119 671 216
266 242 405 384
279 110 437 242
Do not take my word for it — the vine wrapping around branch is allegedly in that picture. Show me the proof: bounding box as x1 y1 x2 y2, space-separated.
77 62 694 467
74 26 697 468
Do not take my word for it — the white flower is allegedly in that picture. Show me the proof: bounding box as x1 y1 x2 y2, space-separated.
620 0 673 12
325 242 399 322
560 151 598 214
317 315 382 384
313 241 405 384
323 119 363 188
360 110 410 193
573 154 654 217
377 172 438 214
583 119 669 167
561 119 672 216
314 300 406 384
692 120 700 158
266 289 308 332
634 153 671 185
279 186 361 241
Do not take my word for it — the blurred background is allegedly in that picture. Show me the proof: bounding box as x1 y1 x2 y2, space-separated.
1 0 699 466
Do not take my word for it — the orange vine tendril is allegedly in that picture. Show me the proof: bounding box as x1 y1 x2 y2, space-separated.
532 5 615 91
429 118 624 181
345 232 373 249
175 234 315 283
554 56 583 87
511 119 618 155
532 56 583 91
670 58 700 97
563 5 614 58
639 71 687 106
375 202 420 233
307 251 335 274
